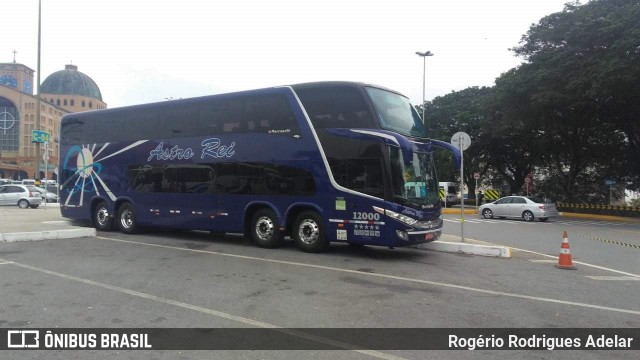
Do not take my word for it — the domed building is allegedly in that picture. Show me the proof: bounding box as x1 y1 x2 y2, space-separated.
40 64 107 112
0 61 106 180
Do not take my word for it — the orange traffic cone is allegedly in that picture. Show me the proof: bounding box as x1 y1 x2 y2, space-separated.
555 231 576 270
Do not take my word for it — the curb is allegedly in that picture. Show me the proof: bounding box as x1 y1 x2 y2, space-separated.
442 208 478 215
417 241 511 258
0 228 96 242
442 209 639 223
559 212 640 223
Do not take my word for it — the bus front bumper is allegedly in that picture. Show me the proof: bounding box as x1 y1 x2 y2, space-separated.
395 227 442 244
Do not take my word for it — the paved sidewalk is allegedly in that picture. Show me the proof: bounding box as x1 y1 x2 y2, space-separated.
0 203 95 242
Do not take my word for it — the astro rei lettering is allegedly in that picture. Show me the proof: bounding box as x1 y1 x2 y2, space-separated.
147 137 236 162
147 142 195 161
201 137 235 158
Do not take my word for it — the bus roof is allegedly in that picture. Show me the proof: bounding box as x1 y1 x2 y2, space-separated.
60 81 409 122
290 81 408 98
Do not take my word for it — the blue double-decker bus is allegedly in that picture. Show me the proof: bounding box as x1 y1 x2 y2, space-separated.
58 81 460 252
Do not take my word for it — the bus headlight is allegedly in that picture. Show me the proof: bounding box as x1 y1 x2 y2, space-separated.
374 207 417 226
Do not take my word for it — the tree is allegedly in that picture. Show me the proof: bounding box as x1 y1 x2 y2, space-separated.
511 0 640 194
424 87 496 197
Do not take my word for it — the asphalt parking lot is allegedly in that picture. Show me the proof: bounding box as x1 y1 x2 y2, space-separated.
1 205 638 359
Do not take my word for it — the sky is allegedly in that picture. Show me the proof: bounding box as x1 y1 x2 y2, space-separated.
3 0 575 108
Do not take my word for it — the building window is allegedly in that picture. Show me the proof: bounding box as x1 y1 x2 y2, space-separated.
56 99 60 106
70 99 74 106
82 100 85 107
64 99 68 106
89 101 93 108
0 96 19 152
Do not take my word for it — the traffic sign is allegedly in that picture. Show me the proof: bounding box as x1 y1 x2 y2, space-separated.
525 177 531 183
42 141 49 161
451 132 471 151
32 130 50 143
451 131 471 243
474 173 480 180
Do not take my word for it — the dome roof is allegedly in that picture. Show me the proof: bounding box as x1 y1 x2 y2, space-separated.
41 64 102 101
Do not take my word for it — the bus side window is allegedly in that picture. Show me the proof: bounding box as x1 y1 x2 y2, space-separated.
296 86 372 129
243 94 298 135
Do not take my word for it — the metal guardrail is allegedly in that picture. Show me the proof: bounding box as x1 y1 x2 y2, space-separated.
557 202 640 218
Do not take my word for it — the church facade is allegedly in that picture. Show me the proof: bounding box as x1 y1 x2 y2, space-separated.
0 61 106 180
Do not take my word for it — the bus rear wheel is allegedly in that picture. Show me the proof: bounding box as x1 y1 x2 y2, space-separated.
251 209 283 248
293 210 328 253
93 201 114 231
117 203 139 234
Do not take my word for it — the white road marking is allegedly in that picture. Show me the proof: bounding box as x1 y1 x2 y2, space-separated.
0 257 406 360
0 261 14 265
527 259 557 263
586 276 640 281
512 247 640 279
87 236 640 316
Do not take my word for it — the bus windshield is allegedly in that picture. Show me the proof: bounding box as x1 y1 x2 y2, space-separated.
389 147 439 207
365 87 427 138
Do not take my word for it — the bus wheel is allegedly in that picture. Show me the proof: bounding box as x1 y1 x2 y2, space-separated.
117 203 139 234
93 201 114 231
251 209 283 248
293 211 328 253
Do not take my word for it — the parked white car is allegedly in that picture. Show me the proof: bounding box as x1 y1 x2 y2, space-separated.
33 187 59 203
0 184 43 208
478 196 558 222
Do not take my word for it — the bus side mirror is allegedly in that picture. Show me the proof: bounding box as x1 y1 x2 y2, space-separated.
430 139 462 170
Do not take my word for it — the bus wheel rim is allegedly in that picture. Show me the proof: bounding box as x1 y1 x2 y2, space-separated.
121 209 133 229
298 219 319 244
97 208 109 226
255 216 274 241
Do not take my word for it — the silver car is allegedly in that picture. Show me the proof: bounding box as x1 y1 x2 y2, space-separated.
33 187 59 203
479 196 558 222
0 184 44 208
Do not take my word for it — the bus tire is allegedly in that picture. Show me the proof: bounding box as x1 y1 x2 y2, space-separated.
93 201 114 231
251 209 283 248
293 210 328 253
117 203 139 234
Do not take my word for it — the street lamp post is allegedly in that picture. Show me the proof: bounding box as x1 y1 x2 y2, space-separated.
35 0 42 180
415 51 433 124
